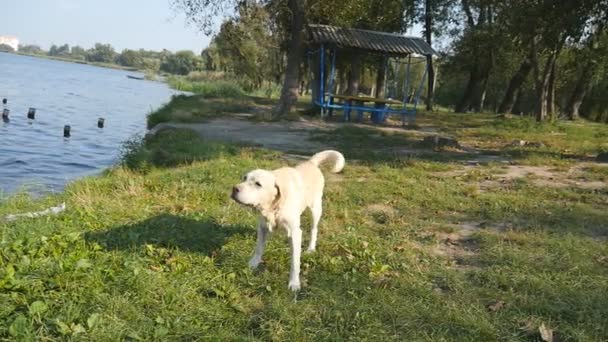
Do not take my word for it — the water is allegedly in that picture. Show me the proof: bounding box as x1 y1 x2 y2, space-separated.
0 53 182 196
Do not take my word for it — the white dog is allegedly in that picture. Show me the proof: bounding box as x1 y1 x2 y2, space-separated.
231 150 345 291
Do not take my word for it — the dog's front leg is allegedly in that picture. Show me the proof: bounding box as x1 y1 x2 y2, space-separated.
248 217 268 269
287 217 302 292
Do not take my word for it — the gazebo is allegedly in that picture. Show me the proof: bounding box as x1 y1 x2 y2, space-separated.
307 24 436 124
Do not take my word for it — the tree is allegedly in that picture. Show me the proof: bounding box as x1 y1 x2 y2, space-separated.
272 0 306 117
210 4 283 90
19 44 43 55
70 46 87 61
86 43 117 63
564 26 608 120
49 44 70 57
424 0 435 111
0 44 14 53
503 0 606 121
453 0 506 113
160 50 202 75
117 49 145 68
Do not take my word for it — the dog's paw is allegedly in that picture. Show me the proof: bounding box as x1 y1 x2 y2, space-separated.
304 247 316 254
288 280 301 292
248 257 262 269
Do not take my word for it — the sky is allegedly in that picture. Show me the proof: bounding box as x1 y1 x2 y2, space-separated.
1 0 213 53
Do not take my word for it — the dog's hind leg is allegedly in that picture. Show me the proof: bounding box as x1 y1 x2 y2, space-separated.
287 217 302 292
306 196 322 252
248 217 268 269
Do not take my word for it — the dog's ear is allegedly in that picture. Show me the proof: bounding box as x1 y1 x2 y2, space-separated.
272 182 282 208
271 173 287 210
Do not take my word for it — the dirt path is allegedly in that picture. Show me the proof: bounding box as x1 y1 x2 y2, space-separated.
148 117 607 192
148 118 335 153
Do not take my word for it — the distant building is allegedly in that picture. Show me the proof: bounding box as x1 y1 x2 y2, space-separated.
0 36 19 51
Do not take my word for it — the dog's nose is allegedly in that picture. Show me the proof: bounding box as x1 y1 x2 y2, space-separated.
232 186 239 194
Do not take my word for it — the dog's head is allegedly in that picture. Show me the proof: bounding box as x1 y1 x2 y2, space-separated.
231 169 280 210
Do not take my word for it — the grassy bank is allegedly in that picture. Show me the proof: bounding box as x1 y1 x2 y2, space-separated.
1 100 608 340
13 52 140 72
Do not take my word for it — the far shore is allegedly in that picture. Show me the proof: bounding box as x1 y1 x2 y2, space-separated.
5 51 168 81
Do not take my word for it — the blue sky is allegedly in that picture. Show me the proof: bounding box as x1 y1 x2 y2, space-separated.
1 0 212 53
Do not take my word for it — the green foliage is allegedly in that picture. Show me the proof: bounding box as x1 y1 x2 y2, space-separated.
117 49 145 68
167 77 245 98
0 44 14 53
160 50 202 75
69 46 87 61
210 4 283 90
18 44 43 55
85 43 117 63
49 44 70 57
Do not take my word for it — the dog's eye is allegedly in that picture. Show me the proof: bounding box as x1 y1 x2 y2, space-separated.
255 181 262 187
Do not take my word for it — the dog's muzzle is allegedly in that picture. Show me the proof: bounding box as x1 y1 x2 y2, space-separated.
231 186 241 202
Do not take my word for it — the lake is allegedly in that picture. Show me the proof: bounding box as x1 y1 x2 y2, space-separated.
0 53 181 197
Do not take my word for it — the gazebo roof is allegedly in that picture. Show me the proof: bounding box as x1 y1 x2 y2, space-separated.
308 24 436 56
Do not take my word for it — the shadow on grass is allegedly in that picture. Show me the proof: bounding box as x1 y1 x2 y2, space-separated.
85 214 250 255
309 125 596 166
120 128 246 172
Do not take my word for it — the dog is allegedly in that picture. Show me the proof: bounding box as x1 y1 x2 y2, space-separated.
231 150 345 291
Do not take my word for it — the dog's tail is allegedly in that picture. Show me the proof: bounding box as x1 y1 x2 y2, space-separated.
309 150 345 173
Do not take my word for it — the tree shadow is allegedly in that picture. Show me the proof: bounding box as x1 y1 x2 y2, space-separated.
85 214 251 255
308 124 597 167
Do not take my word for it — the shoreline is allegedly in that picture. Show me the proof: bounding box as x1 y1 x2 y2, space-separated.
6 52 168 82
10 51 140 72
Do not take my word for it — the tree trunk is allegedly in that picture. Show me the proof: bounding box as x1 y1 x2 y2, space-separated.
273 0 305 118
547 60 557 120
425 0 434 111
498 56 532 114
472 76 488 112
337 67 347 94
565 62 594 120
535 52 558 122
455 70 477 112
346 53 362 96
512 87 524 115
375 57 387 98
456 68 486 113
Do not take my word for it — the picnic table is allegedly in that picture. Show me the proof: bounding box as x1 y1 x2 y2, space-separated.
328 94 403 123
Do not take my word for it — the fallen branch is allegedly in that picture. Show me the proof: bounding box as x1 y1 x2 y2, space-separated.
4 203 66 222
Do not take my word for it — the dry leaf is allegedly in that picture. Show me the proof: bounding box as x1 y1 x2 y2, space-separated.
486 300 505 312
539 323 554 342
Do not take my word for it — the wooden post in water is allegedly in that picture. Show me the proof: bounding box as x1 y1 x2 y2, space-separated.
64 125 71 138
27 108 36 120
97 118 105 128
2 108 9 122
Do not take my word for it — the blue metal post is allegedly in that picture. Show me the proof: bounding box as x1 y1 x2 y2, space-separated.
319 45 325 110
307 51 314 105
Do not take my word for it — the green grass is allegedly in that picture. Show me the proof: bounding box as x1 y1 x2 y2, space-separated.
146 94 257 129
167 76 246 98
1 101 608 340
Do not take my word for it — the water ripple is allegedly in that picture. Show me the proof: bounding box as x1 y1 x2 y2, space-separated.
0 53 180 196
